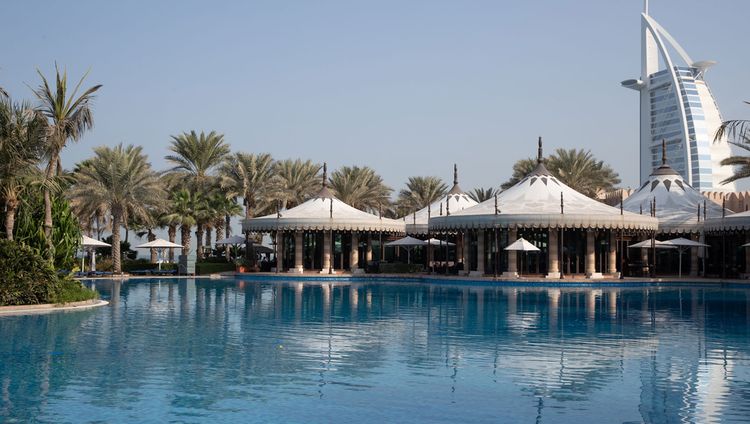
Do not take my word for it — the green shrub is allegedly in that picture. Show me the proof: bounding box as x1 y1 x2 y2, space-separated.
378 263 424 274
121 259 178 272
0 239 97 306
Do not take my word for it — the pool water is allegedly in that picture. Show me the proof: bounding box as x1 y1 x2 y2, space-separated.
2 278 750 423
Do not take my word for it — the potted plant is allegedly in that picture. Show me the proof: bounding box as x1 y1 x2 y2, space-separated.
235 257 250 273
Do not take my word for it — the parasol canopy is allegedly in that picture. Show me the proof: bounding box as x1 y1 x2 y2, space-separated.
504 238 540 252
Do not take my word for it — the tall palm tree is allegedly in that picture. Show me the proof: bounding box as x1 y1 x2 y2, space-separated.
468 187 499 203
329 166 392 212
397 176 448 214
0 99 46 240
209 193 242 260
165 130 230 191
271 159 322 209
69 144 164 273
33 65 102 259
716 101 750 184
219 152 275 219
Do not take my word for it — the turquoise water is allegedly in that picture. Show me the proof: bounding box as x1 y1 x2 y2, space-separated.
2 278 750 423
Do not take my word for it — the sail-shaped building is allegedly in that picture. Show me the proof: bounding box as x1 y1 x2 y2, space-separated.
621 1 738 191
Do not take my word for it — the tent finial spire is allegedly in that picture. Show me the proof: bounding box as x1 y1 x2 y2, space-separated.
537 136 543 164
322 162 328 188
453 163 458 185
662 139 667 166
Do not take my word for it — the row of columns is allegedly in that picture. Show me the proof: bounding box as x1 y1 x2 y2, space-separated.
277 231 374 274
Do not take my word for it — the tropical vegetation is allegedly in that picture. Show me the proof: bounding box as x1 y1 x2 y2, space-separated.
717 101 750 184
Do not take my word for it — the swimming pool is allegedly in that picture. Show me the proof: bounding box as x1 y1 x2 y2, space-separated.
1 278 749 423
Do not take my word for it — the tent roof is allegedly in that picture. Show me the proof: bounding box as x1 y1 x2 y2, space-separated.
215 235 246 245
385 236 427 247
703 209 750 232
243 165 404 234
81 235 111 247
403 165 477 234
620 159 725 233
430 141 657 231
504 237 540 251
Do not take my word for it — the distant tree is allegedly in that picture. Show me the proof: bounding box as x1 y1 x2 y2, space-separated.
165 130 230 191
219 152 275 219
500 158 537 190
329 166 392 212
270 159 321 209
396 176 448 215
467 187 499 203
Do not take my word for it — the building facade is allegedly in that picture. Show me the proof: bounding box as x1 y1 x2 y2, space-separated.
621 3 737 191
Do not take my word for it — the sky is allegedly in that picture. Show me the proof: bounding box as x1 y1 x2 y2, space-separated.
2 0 749 194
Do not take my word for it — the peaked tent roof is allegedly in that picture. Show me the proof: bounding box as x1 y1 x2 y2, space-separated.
243 163 405 234
404 165 478 234
620 141 726 233
430 138 658 231
703 209 750 232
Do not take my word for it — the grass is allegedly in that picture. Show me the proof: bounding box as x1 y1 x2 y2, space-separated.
50 279 99 304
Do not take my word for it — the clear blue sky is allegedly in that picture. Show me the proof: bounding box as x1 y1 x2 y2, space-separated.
2 0 748 192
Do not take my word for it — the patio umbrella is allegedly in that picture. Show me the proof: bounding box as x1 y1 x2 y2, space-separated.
80 236 111 272
385 236 427 264
662 237 710 278
627 239 676 249
504 238 540 276
215 235 246 245
425 238 456 246
135 238 184 270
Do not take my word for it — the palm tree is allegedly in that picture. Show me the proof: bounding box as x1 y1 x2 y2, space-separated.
329 166 392 212
219 152 275 219
716 101 750 184
546 148 620 197
164 189 200 255
69 144 164 273
468 187 499 203
502 149 620 197
209 193 242 260
397 176 448 214
271 159 322 209
0 98 46 240
165 130 230 191
501 158 537 189
33 65 102 259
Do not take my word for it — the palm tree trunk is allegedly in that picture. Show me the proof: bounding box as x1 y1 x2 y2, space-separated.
43 152 59 261
4 201 17 241
225 214 232 262
112 212 122 273
195 223 204 260
181 224 191 255
148 230 157 263
205 225 212 254
168 225 177 262
214 219 225 260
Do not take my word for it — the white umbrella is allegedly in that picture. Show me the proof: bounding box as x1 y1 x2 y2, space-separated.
425 238 456 246
627 239 676 249
504 238 540 276
386 236 427 264
80 236 111 272
135 239 184 270
662 237 710 278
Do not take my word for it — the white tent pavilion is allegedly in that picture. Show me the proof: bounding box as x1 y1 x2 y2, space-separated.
403 165 478 235
243 164 405 274
620 142 726 234
80 236 111 272
385 236 427 264
662 237 710 278
135 238 184 270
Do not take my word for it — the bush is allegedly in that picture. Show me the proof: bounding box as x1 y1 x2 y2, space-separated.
0 239 97 306
378 263 424 274
196 262 235 275
121 259 177 272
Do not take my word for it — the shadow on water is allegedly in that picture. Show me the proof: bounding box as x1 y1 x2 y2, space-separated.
2 278 750 423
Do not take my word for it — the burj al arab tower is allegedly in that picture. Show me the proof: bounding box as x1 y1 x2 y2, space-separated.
621 1 738 191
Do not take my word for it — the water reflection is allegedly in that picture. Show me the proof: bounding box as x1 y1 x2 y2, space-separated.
1 279 749 423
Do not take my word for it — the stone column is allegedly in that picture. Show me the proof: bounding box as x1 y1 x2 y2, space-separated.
470 230 485 276
546 229 560 278
366 234 373 263
462 231 470 275
275 231 283 272
320 231 335 274
608 232 618 276
290 231 304 274
350 232 362 274
690 233 700 277
503 228 518 277
585 230 601 279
